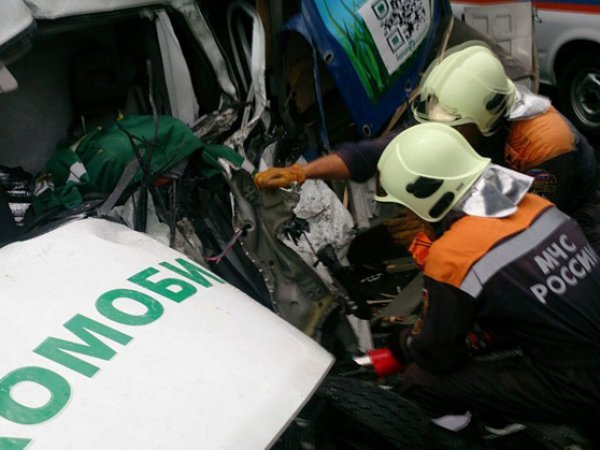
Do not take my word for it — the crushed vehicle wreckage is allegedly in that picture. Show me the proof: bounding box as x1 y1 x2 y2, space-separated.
0 0 596 448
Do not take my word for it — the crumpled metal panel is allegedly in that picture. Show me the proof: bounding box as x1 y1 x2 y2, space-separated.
281 179 355 291
229 169 337 337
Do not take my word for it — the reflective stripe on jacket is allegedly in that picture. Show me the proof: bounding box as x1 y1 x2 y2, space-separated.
403 194 600 373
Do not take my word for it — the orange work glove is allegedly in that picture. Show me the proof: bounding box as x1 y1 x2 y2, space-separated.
253 163 306 189
383 210 434 249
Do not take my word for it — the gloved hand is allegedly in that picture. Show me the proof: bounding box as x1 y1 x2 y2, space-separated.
254 163 306 189
384 211 434 249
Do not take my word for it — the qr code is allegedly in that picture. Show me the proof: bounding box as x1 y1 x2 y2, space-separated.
370 0 427 53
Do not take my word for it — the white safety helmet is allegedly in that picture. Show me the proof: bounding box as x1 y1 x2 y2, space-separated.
411 42 516 136
375 123 491 222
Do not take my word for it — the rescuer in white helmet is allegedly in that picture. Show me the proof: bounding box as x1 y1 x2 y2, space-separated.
375 122 600 433
254 41 599 253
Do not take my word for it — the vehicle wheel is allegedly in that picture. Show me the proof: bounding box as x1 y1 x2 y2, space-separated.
558 52 600 137
316 376 431 449
273 375 431 450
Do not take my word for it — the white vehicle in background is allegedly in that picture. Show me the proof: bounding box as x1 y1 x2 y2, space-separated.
534 1 600 137
451 0 600 137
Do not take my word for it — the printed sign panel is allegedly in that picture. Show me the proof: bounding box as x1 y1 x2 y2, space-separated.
0 218 333 449
292 0 449 137
359 0 431 76
313 0 432 102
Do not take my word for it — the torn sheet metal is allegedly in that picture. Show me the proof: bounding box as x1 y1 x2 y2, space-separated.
155 10 199 125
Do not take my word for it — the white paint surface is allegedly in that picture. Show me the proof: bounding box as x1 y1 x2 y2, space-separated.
0 218 333 449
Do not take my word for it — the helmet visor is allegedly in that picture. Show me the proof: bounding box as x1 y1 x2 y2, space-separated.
412 95 463 125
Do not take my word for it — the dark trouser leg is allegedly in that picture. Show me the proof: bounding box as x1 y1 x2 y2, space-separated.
401 355 600 428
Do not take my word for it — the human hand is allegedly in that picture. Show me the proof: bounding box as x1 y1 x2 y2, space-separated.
253 163 306 189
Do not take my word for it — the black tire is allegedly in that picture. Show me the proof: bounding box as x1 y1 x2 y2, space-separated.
558 52 600 137
273 376 431 450
316 376 430 449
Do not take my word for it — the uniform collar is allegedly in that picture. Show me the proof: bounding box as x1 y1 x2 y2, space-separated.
453 164 533 218
508 84 551 121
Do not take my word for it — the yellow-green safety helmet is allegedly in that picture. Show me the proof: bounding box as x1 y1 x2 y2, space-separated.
412 42 516 136
375 123 491 222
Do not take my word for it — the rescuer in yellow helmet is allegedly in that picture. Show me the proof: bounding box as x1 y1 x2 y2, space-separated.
373 122 600 433
254 41 600 253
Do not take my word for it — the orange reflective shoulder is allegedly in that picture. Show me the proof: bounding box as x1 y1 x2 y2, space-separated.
505 107 575 172
424 195 553 289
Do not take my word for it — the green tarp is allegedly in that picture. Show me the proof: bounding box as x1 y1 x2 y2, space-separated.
33 115 243 213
